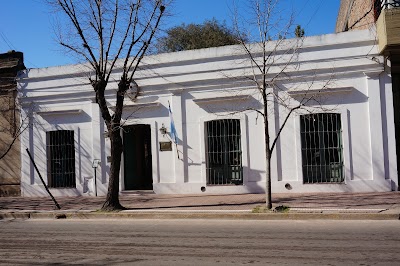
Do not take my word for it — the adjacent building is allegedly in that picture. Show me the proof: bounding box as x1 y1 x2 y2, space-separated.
0 51 25 196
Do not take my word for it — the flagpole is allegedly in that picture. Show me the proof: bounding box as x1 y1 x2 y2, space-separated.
176 143 179 159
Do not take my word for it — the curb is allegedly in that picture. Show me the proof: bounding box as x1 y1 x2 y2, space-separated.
1 211 399 220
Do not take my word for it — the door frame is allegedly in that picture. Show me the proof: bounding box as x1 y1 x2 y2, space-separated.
122 124 153 191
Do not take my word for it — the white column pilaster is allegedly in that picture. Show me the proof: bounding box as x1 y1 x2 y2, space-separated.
91 102 104 194
365 71 385 180
382 72 398 190
170 93 185 184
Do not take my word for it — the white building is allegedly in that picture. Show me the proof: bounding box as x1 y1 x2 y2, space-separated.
18 29 398 197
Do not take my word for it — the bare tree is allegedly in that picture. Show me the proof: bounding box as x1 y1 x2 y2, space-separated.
232 0 332 209
0 112 30 161
52 0 166 210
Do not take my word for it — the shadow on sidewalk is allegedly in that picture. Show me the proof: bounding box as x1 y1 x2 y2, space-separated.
1 192 399 211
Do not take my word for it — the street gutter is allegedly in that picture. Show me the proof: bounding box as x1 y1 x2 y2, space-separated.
0 211 399 220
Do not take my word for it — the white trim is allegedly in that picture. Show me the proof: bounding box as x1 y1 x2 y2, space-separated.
294 115 302 182
152 121 160 184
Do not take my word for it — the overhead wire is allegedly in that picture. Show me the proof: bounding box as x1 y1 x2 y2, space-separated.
0 31 17 51
304 0 324 29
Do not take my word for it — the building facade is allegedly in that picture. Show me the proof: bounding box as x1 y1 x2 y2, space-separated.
18 30 398 197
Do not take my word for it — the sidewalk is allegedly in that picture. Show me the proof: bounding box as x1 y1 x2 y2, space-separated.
0 192 399 220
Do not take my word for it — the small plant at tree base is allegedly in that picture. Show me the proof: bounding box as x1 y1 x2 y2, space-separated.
273 205 290 213
252 205 290 213
252 206 269 213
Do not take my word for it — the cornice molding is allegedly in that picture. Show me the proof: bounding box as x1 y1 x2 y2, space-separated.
193 95 250 104
287 87 354 96
363 70 383 78
110 101 161 111
36 108 83 116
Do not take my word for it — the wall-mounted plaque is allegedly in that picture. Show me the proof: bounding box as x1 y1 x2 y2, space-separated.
159 141 172 151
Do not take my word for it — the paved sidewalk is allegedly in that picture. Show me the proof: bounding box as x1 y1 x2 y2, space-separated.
0 192 399 220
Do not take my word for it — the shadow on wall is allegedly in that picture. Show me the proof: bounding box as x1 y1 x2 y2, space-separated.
194 95 262 114
318 88 368 106
122 101 168 121
287 87 368 107
40 111 92 124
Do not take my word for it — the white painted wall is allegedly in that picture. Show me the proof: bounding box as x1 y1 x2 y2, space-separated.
18 29 398 196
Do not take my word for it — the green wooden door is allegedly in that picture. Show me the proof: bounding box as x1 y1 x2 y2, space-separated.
123 125 153 190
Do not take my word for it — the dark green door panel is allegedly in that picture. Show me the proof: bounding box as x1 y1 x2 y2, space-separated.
123 125 153 190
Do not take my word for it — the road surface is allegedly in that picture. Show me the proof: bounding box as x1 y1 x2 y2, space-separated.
0 219 399 265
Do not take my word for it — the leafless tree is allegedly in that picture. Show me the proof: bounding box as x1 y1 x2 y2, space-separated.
0 54 26 164
52 0 166 210
232 0 333 209
0 112 30 161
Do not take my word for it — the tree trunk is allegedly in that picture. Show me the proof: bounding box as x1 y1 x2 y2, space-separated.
102 129 125 211
265 150 272 209
93 80 124 211
101 80 128 211
264 105 272 209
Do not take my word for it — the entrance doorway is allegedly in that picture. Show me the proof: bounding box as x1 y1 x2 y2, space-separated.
123 124 153 190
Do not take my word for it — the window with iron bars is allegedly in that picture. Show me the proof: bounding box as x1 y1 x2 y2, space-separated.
300 113 344 183
46 130 76 188
206 119 243 185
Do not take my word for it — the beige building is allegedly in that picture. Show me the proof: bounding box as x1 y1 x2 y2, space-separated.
0 51 25 196
336 0 400 54
336 0 376 32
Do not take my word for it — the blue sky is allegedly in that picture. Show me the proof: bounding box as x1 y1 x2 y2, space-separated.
0 0 340 68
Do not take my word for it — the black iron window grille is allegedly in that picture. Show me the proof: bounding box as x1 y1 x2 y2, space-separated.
300 113 344 184
46 130 76 188
374 0 400 20
206 119 243 185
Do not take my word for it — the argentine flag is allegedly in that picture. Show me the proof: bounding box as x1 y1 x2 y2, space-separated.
169 104 178 144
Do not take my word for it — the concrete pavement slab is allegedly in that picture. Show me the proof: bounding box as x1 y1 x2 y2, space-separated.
0 191 399 220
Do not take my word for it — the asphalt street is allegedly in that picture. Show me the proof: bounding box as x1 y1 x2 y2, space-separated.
0 219 399 265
